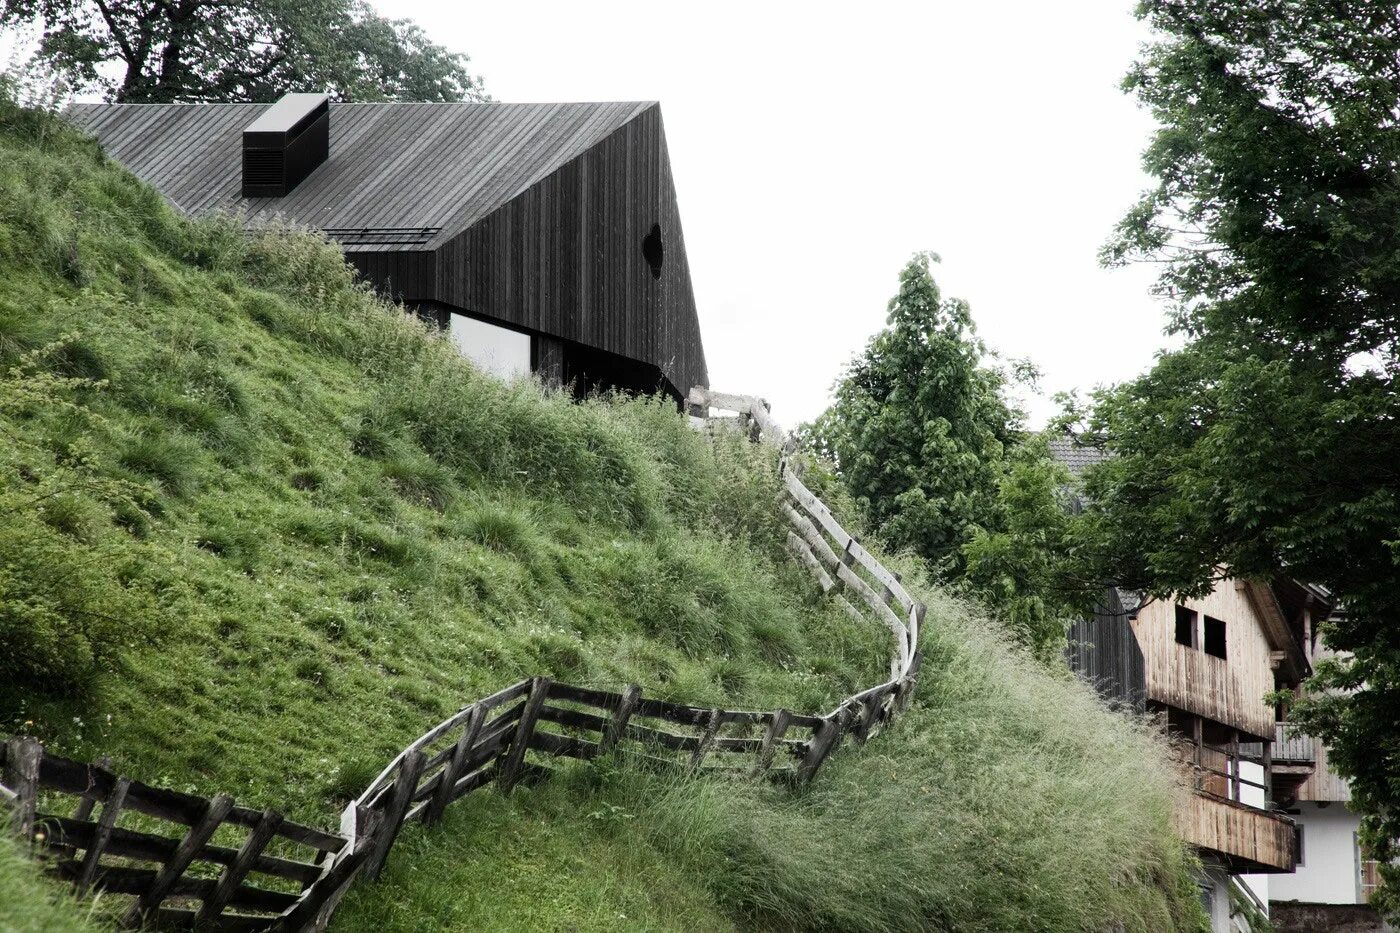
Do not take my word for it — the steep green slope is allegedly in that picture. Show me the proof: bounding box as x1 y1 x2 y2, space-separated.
0 94 1206 932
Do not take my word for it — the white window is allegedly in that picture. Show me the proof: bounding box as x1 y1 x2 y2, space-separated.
448 314 532 381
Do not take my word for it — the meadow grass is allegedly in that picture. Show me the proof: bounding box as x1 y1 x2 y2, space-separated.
0 91 1205 931
0 831 106 932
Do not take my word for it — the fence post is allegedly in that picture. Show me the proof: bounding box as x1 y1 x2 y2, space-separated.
600 684 640 754
122 792 235 927
71 756 111 823
689 710 722 770
75 776 129 895
3 737 41 842
753 709 792 776
797 706 852 785
362 750 425 882
198 806 283 922
277 805 380 933
498 676 550 795
424 704 485 826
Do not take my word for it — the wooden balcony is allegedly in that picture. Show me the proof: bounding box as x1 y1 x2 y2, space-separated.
1174 790 1297 873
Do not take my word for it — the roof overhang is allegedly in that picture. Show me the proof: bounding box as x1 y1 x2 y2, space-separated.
1240 580 1309 685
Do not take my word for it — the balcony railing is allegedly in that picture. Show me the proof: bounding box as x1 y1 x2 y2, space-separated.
1175 790 1297 873
1273 724 1316 763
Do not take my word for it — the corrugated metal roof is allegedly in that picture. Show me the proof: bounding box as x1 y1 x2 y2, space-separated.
66 101 655 252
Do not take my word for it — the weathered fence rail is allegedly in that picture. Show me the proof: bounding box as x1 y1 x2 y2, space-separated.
2 386 923 931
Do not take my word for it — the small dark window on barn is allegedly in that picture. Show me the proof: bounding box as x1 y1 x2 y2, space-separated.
642 223 664 279
1204 615 1227 659
1175 605 1198 648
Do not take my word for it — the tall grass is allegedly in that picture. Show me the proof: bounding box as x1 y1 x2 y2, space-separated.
0 831 105 932
0 90 1204 931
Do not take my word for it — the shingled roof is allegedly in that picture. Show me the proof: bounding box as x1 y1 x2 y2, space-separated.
67 101 654 252
1046 435 1109 477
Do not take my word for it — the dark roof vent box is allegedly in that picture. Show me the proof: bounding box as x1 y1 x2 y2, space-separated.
242 92 330 198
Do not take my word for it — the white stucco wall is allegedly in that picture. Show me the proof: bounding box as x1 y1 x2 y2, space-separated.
1270 802 1363 905
449 314 532 381
1235 760 1270 909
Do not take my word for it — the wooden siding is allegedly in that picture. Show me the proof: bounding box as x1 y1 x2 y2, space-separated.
1296 738 1352 803
1132 583 1277 740
66 100 708 398
431 104 704 396
1175 790 1296 873
1065 589 1146 712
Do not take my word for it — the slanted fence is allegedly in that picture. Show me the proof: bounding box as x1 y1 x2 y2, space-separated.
2 388 923 931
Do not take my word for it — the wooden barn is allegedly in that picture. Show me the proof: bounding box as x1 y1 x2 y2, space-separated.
66 93 707 399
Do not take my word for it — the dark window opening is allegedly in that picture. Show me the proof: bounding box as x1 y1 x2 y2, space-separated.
1204 615 1227 659
642 223 664 279
1175 605 1198 648
1295 824 1305 866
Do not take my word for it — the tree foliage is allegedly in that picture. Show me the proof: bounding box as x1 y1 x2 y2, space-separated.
0 0 486 102
1085 0 1400 913
804 254 1085 651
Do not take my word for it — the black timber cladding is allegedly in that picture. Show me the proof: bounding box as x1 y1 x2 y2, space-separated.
1065 587 1147 713
66 100 707 395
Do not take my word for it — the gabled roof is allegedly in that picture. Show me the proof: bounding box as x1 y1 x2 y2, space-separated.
66 101 655 252
1046 435 1109 477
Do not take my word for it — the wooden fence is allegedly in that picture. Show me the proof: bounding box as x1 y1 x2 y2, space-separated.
1 387 923 931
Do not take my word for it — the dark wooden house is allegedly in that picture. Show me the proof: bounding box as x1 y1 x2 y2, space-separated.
67 93 708 398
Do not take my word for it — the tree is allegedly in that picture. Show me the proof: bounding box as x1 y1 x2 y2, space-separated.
1087 0 1400 914
804 254 1082 650
0 0 486 103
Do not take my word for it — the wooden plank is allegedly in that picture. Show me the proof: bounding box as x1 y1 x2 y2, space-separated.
361 750 424 882
198 808 284 922
689 710 722 770
784 504 842 570
787 531 835 592
74 777 129 895
529 730 599 761
151 907 270 931
446 765 498 805
151 907 271 931
753 709 792 776
38 812 323 886
547 681 629 709
63 861 299 914
713 735 805 756
599 684 640 753
835 563 911 670
537 704 610 735
623 721 702 753
354 682 529 810
423 704 485 826
498 677 551 795
844 539 915 613
71 756 112 822
796 713 843 785
631 696 769 728
123 792 235 927
4 737 40 841
366 707 521 811
477 679 534 711
274 806 381 933
783 470 853 550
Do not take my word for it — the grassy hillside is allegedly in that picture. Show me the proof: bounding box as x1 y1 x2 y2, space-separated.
0 92 1206 932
